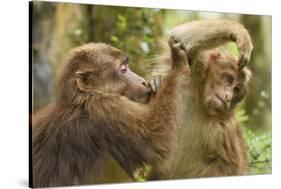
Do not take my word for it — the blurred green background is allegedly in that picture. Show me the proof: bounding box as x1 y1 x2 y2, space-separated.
32 1 272 175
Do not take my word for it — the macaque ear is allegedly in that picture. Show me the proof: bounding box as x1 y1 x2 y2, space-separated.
75 70 93 92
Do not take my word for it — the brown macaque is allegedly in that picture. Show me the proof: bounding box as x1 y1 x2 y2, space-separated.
148 20 253 179
32 43 189 187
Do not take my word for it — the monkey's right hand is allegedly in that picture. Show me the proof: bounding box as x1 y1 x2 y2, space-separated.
168 36 189 69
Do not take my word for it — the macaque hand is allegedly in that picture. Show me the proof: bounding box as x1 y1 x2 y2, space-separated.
148 75 163 94
237 40 253 70
168 36 189 68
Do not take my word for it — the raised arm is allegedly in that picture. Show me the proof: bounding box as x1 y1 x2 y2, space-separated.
88 42 190 179
32 42 190 186
169 20 253 69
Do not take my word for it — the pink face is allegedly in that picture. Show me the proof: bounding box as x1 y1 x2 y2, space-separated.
115 56 151 103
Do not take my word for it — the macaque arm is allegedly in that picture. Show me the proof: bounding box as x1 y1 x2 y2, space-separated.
88 64 189 179
169 20 253 68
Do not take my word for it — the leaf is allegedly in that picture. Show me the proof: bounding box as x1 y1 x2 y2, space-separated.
110 36 119 43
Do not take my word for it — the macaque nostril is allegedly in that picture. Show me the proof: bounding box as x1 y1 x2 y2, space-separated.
142 81 147 87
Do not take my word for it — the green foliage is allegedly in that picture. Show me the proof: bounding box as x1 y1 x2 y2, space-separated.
245 129 272 174
109 8 162 57
133 164 151 182
79 6 164 77
236 109 250 123
237 109 272 174
223 42 239 57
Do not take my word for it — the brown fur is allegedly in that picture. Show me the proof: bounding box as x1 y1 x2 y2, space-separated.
165 50 250 179
32 43 189 187
149 20 252 179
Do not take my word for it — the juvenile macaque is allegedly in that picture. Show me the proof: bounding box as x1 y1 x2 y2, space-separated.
32 43 189 187
149 20 253 179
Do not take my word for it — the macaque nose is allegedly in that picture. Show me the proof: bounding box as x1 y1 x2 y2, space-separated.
139 78 148 88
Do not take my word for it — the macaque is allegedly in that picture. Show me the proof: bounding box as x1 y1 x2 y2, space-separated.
32 43 189 187
148 19 253 179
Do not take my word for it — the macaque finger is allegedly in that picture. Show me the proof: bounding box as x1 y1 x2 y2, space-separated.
149 79 156 93
238 53 249 71
148 75 163 94
155 75 162 92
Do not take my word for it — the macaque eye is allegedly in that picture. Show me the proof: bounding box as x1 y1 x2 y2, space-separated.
234 86 241 93
226 74 234 84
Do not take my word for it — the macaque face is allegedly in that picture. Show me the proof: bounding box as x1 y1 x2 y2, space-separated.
201 52 250 116
113 54 151 103
74 44 151 103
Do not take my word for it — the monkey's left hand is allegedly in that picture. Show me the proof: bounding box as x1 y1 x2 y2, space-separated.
148 75 163 94
236 36 253 70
